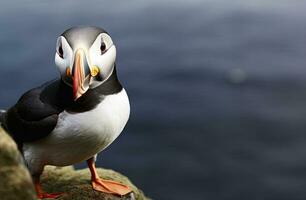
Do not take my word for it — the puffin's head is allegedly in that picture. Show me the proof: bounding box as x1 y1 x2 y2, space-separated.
55 26 116 101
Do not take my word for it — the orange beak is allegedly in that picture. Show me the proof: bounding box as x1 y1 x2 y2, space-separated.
73 49 90 101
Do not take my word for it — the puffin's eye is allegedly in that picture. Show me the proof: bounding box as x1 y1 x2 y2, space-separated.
100 42 106 54
58 45 63 58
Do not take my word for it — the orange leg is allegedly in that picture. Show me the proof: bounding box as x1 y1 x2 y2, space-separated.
34 176 63 199
87 157 132 196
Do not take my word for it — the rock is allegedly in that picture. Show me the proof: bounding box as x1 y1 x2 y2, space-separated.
41 166 149 200
0 127 36 200
0 127 149 200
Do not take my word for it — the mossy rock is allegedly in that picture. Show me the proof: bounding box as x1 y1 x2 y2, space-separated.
0 127 36 200
0 127 149 200
41 166 148 200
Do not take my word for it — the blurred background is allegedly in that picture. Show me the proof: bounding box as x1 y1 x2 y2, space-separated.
1 0 306 199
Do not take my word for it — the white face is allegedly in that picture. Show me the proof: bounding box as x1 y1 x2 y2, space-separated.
55 33 116 90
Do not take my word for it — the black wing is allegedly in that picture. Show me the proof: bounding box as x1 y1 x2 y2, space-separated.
3 80 68 143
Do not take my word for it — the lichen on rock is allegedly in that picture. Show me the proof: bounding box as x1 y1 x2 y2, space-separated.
0 127 149 200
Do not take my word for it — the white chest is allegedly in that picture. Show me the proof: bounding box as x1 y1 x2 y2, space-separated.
24 89 130 166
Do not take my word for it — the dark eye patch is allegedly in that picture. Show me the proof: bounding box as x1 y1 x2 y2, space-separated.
58 45 63 58
100 42 106 54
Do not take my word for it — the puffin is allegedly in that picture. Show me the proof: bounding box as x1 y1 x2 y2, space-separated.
0 26 132 199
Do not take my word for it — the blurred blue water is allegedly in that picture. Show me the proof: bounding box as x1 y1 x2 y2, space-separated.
1 0 306 199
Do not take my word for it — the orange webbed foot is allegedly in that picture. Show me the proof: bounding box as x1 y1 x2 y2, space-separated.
92 178 132 196
34 175 64 199
37 192 64 199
